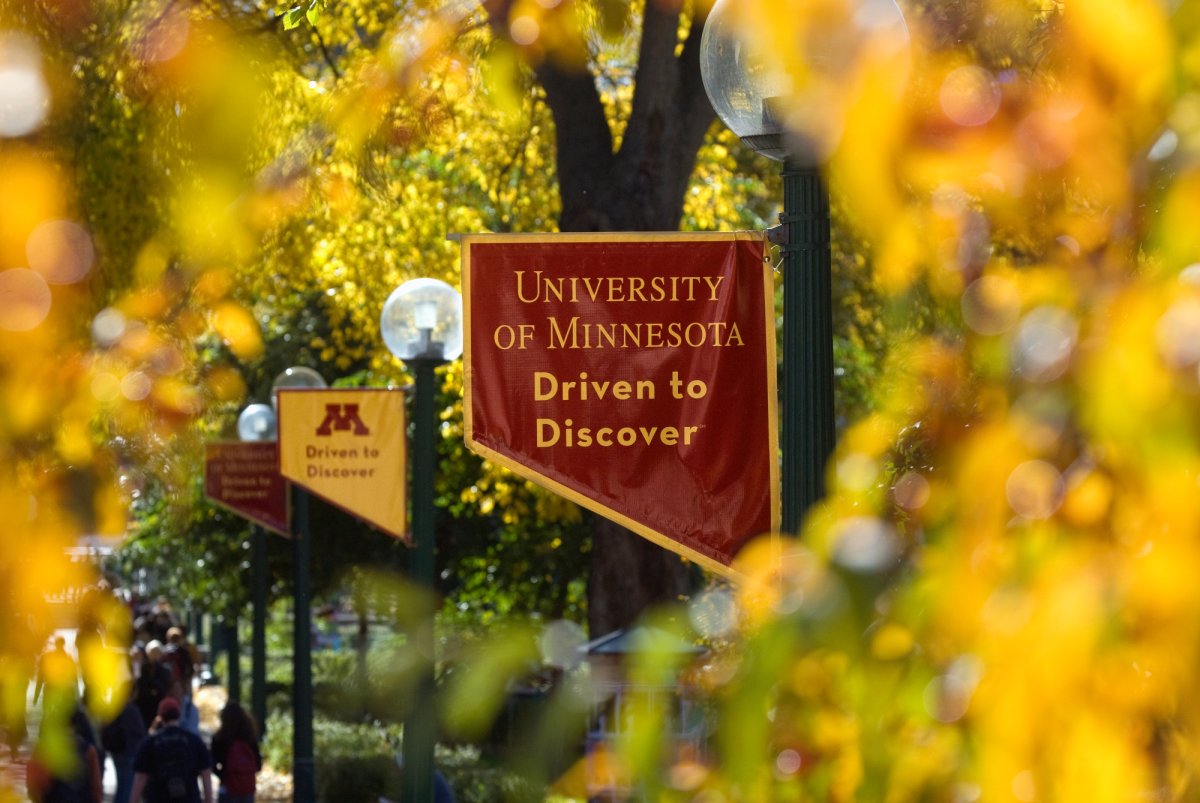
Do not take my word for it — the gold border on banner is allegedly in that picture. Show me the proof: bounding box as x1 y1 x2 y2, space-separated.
461 231 781 582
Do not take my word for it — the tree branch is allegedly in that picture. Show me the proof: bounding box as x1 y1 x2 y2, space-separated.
675 2 717 164
605 2 717 229
484 0 615 230
311 25 342 80
620 1 682 165
534 59 616 229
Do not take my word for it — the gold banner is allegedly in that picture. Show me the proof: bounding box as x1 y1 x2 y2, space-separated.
277 388 408 541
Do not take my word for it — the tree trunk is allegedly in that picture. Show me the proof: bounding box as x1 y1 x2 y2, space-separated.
488 0 717 636
586 516 696 637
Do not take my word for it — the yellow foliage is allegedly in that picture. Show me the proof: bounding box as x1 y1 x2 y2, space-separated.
7 0 1200 799
0 2 329 781
662 0 1200 795
1062 0 1172 121
211 301 264 361
0 149 65 267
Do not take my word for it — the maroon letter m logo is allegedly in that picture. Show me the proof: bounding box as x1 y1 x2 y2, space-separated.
315 404 370 436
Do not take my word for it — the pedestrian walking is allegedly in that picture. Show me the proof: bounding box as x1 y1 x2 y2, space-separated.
1 612 34 759
69 705 101 769
130 698 213 803
133 643 172 732
26 704 102 803
148 599 179 644
165 680 200 736
163 628 197 693
209 702 261 803
32 636 78 708
101 692 146 803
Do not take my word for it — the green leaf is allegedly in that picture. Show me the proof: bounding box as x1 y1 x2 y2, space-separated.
282 6 305 29
305 1 322 27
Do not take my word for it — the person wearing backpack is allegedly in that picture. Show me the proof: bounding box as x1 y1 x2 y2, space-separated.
209 702 262 803
129 697 213 803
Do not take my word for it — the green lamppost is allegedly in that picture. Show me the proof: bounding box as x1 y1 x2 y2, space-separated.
236 402 277 735
273 366 327 803
699 0 907 531
380 278 463 803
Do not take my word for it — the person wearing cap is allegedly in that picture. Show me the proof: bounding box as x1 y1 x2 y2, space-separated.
129 697 213 803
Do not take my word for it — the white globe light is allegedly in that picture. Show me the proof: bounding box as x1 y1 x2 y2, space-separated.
381 278 464 362
700 0 909 163
237 403 277 442
271 366 327 391
271 366 327 408
700 0 792 160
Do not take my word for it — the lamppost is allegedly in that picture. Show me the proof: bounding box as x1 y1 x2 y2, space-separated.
380 278 463 803
236 402 277 735
272 366 327 803
699 0 907 532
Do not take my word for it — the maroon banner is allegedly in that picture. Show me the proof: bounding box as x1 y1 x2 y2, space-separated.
205 441 289 536
462 233 779 577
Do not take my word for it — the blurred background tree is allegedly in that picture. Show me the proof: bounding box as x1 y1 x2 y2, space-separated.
10 0 1199 800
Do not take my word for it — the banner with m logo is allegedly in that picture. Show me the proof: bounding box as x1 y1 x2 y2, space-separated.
316 403 371 436
277 388 408 540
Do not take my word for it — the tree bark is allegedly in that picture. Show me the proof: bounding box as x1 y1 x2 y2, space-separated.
487 0 717 636
586 516 696 638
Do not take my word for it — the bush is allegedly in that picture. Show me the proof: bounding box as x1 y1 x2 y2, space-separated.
261 716 547 803
263 713 403 803
318 753 403 803
265 642 419 723
438 746 545 803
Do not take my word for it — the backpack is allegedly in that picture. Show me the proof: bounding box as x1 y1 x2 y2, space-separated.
221 740 259 796
148 727 198 802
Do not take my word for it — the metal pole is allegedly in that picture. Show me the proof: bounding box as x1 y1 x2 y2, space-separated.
211 616 224 658
226 617 241 703
292 485 316 803
402 359 438 803
252 526 268 735
781 159 836 533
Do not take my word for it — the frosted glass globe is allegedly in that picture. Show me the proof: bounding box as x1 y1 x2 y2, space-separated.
700 0 909 163
381 278 463 362
270 366 327 408
700 0 792 160
237 403 277 442
271 366 327 391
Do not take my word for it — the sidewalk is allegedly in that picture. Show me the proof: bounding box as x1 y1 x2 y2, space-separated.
95 683 227 801
4 673 293 802
96 684 295 802
191 684 294 803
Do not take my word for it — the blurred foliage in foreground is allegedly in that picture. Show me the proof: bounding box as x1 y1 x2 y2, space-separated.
676 0 1200 800
4 0 1200 800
